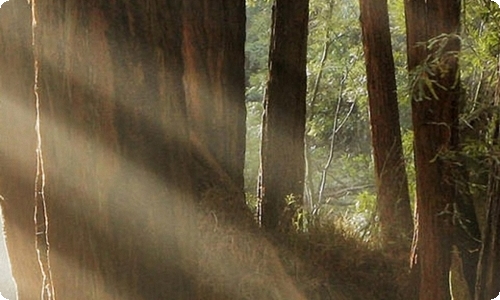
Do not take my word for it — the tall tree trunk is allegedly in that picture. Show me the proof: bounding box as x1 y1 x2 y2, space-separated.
1 0 253 299
1 0 195 298
35 0 195 299
475 137 500 300
359 0 414 250
259 0 309 232
452 165 481 298
404 0 461 299
474 54 500 300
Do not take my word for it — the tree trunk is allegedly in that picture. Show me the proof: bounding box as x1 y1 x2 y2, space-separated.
474 55 500 300
1 0 253 298
404 0 461 299
475 151 500 300
0 0 320 299
259 0 309 232
359 0 414 250
35 0 195 299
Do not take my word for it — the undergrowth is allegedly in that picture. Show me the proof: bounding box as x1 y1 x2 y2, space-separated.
283 220 417 300
193 187 416 300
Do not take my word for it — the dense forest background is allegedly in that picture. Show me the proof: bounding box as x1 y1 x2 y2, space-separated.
0 0 499 299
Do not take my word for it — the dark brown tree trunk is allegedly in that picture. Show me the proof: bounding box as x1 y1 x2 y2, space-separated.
452 168 481 298
258 0 309 232
474 57 500 300
359 0 414 250
404 0 461 299
475 148 500 300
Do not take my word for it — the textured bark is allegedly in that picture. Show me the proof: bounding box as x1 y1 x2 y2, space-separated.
259 0 309 232
1 0 251 299
359 0 413 249
453 172 481 298
37 1 194 299
404 0 461 299
182 0 247 208
475 159 500 300
1 0 194 299
474 59 500 300
0 1 42 299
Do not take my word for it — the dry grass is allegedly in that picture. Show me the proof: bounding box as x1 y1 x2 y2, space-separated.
285 221 417 300
191 189 416 300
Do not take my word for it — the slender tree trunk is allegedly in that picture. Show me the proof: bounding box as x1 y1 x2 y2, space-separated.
259 0 309 232
474 54 500 300
474 141 500 300
317 72 349 205
304 38 331 210
359 0 414 251
405 0 461 299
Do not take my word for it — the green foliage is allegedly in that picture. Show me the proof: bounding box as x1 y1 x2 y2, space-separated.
244 0 500 243
458 0 500 217
246 0 387 238
244 102 263 193
241 1 500 298
355 191 376 214
306 12 369 154
408 34 461 101
285 194 310 232
245 2 272 104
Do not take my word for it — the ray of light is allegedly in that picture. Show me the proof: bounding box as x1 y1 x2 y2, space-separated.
1 92 307 299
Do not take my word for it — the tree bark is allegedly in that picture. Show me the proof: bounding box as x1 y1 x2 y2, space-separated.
475 155 500 300
404 0 461 299
1 0 253 298
1 0 195 298
259 0 309 232
0 1 42 299
35 0 195 299
475 150 500 300
474 55 500 300
359 0 414 250
182 0 247 209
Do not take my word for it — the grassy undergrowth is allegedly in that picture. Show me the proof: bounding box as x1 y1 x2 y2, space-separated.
282 221 417 300
195 189 417 300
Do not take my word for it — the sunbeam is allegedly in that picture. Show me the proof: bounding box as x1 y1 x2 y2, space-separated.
1 90 307 299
